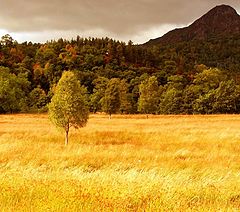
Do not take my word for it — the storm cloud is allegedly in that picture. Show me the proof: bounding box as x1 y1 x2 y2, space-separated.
0 0 239 43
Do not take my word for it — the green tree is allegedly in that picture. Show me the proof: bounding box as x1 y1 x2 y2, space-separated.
182 85 201 114
212 80 239 113
191 68 227 114
48 71 89 145
102 78 121 119
119 79 132 114
138 76 159 116
164 60 177 75
159 75 185 114
0 67 30 113
90 77 109 113
29 86 48 112
193 68 226 92
159 88 183 114
193 90 216 114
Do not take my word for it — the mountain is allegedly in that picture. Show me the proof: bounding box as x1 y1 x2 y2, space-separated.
145 5 240 46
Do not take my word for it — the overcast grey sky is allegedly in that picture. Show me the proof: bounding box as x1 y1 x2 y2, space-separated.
0 0 239 44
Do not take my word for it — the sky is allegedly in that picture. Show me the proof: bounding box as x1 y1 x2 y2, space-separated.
0 0 239 44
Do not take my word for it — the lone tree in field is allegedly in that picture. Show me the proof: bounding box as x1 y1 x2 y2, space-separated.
48 71 89 145
102 78 121 119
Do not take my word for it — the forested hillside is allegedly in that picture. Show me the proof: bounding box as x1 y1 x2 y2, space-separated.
1 33 240 114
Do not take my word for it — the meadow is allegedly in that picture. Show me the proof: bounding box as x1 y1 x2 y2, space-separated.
1 114 240 211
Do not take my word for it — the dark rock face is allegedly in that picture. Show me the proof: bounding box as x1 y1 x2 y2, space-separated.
145 5 240 46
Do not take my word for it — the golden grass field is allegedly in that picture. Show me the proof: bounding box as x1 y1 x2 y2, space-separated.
1 114 240 211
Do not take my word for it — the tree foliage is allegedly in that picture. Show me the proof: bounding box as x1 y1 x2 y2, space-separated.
1 34 240 115
90 77 109 113
102 78 121 118
0 67 30 113
138 76 159 115
48 71 89 145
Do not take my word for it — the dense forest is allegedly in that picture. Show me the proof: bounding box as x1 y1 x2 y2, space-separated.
1 33 240 114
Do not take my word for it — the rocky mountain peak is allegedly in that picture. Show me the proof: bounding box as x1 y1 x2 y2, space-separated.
145 5 240 46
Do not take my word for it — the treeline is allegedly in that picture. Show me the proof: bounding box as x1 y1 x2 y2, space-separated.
88 68 240 115
0 34 240 114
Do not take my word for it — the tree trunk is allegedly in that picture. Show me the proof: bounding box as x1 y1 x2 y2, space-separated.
65 130 69 146
65 124 69 146
109 113 112 119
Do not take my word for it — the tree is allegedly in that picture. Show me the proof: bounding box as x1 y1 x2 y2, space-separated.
0 67 30 113
138 76 159 116
191 68 227 114
158 75 185 114
102 78 121 119
29 86 48 112
193 90 216 114
90 77 109 113
212 80 239 113
193 68 226 92
183 85 200 114
1 34 14 46
159 87 183 114
119 79 132 114
48 71 89 145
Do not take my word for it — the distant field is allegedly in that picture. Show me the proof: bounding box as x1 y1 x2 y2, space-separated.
1 114 240 211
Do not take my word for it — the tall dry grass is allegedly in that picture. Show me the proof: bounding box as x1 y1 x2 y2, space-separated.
0 114 240 211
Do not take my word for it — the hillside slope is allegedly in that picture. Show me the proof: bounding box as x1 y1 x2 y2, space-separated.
145 5 240 46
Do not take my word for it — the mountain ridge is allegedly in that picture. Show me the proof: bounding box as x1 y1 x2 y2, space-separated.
145 5 240 46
